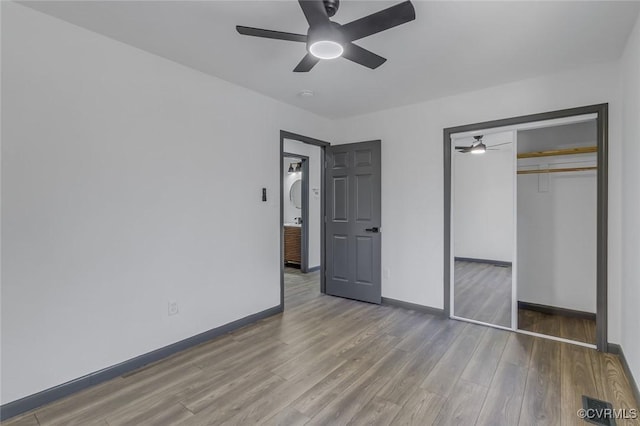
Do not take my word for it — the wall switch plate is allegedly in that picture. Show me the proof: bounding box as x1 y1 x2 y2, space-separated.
383 268 391 279
168 301 178 316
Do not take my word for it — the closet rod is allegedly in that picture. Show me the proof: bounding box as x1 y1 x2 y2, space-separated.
517 166 597 175
517 146 597 159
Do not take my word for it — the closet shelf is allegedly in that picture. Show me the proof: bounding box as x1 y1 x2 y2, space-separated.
517 146 597 159
517 166 597 175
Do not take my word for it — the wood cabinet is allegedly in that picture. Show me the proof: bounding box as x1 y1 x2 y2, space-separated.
284 226 301 265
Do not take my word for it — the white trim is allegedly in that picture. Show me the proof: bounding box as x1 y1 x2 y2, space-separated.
450 315 514 332
450 113 597 140
516 329 597 349
449 141 456 317
511 130 518 331
452 315 598 350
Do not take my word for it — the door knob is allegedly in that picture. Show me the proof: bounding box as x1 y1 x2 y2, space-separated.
365 227 380 233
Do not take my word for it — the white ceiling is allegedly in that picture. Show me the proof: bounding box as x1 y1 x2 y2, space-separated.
22 1 640 119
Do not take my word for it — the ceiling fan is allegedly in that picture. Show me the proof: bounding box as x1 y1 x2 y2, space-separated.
236 0 416 72
455 136 512 154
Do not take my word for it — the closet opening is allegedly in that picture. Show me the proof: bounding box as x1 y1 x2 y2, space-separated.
443 104 608 351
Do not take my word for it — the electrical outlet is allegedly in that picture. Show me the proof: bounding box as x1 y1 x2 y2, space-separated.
168 301 179 316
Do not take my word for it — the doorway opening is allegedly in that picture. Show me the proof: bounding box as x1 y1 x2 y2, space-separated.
444 104 608 351
280 131 329 310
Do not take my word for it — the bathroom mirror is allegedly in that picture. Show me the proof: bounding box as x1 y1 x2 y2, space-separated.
290 179 302 209
452 131 514 328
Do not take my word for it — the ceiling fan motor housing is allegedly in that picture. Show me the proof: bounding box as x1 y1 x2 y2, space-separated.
323 0 340 17
307 22 345 58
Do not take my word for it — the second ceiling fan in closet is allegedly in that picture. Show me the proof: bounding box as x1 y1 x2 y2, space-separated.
455 135 512 155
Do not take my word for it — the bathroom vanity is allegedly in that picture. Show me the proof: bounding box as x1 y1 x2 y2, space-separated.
284 224 301 265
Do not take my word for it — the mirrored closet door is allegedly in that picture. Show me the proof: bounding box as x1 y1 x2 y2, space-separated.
449 111 601 348
451 131 515 329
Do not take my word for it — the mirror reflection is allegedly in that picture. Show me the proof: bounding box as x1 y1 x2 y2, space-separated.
290 179 302 209
452 131 514 328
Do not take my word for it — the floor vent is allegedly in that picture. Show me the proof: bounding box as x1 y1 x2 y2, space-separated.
582 395 616 426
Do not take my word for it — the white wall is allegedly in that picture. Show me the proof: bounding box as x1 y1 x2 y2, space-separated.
517 123 598 313
453 132 514 263
620 12 640 394
0 2 332 404
517 154 597 313
333 61 623 343
283 140 322 269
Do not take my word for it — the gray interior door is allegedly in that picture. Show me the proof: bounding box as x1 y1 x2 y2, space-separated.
325 140 381 304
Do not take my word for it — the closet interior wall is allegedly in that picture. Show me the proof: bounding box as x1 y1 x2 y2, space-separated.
516 121 598 344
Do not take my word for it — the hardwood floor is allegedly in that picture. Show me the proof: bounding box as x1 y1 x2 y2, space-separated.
454 261 597 345
454 260 512 328
284 267 320 308
518 307 597 345
4 269 638 426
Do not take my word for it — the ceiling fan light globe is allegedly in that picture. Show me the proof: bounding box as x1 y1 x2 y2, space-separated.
309 40 343 59
470 146 486 154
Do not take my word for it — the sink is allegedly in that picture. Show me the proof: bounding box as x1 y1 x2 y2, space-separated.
284 223 301 227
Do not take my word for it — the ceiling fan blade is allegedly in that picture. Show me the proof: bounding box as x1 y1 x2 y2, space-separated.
236 26 307 42
487 142 512 148
298 0 330 28
341 1 416 41
342 43 386 69
455 146 473 153
293 54 321 72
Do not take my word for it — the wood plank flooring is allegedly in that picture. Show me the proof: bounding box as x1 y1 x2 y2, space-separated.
454 260 512 327
518 307 597 345
454 261 597 345
3 269 638 425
